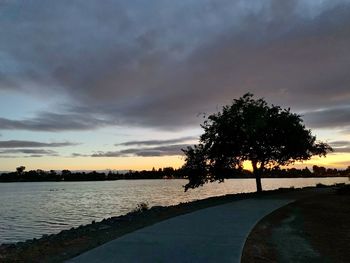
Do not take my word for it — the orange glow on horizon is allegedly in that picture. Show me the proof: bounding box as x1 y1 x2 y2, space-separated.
240 153 350 171
1 152 349 172
1 156 185 172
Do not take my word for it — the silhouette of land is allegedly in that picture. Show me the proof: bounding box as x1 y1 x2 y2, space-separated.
0 165 349 182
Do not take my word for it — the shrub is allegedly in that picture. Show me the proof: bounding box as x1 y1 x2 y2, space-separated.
132 202 149 213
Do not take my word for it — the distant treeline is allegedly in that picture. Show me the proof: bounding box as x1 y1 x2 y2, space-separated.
0 165 349 182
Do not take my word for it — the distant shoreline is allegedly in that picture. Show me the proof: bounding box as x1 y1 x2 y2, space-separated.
1 165 349 183
0 175 349 183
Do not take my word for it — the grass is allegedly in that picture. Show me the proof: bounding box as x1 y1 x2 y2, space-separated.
241 184 350 263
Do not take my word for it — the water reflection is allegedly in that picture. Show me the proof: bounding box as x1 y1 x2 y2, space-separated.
0 177 348 244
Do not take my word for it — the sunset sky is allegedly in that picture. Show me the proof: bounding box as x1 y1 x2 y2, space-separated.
1 0 350 171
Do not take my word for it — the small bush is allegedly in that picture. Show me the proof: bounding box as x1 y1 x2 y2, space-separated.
132 202 149 213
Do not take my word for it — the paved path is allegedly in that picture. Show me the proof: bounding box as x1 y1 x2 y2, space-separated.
67 197 294 263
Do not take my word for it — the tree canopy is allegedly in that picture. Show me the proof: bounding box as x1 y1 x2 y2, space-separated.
182 93 332 192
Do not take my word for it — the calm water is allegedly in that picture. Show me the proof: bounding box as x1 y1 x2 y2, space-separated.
0 177 348 244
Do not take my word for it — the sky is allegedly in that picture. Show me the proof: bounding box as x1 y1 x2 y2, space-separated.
1 0 350 171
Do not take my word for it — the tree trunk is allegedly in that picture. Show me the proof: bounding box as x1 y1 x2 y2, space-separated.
255 173 262 193
252 160 263 193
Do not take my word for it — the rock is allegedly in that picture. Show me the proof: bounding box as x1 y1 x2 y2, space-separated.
98 224 111 230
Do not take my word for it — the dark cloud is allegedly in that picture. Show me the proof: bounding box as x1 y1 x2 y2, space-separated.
302 107 350 129
91 152 122 158
0 139 76 157
1 1 350 131
117 136 197 146
329 140 350 153
334 148 350 153
329 140 350 147
0 112 109 132
0 149 58 156
71 153 90 157
0 140 77 148
92 144 190 157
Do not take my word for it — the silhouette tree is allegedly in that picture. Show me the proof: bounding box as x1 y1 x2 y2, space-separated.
312 165 327 176
182 93 332 192
16 166 26 175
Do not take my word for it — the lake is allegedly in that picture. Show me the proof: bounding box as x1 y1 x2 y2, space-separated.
0 177 348 244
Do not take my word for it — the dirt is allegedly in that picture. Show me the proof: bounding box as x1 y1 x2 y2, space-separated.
241 184 350 263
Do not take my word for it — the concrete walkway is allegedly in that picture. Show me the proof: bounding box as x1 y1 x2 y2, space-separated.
67 197 294 263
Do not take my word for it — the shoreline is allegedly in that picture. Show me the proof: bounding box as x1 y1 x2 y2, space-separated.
0 184 347 262
0 176 348 183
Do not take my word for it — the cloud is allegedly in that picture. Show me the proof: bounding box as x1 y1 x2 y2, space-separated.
0 149 58 156
302 107 350 129
1 1 350 131
0 140 77 158
92 144 190 157
329 141 350 147
71 153 90 157
0 112 109 132
0 140 78 148
329 140 350 153
334 148 350 153
117 136 197 146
